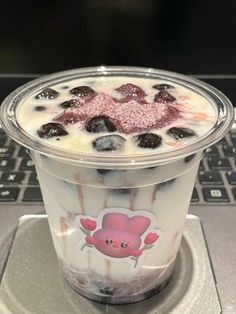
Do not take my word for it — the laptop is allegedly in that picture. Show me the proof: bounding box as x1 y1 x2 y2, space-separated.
0 74 235 312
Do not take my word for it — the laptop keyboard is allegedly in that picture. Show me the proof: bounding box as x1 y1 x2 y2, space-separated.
193 129 236 204
0 128 42 203
0 128 236 204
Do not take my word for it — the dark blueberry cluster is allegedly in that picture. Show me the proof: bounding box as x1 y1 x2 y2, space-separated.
37 122 68 139
70 85 96 98
85 116 117 133
154 91 176 103
115 83 146 103
34 105 47 111
35 82 196 156
167 127 196 140
35 88 59 100
134 133 162 149
92 135 126 152
152 83 174 90
59 99 79 109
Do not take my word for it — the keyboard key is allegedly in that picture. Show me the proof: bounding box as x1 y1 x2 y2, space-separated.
208 157 231 170
28 172 39 185
0 146 15 157
19 158 35 170
204 146 219 156
191 188 199 202
202 187 229 202
227 171 236 185
18 146 30 157
0 187 19 202
223 145 236 157
23 187 43 202
232 188 236 201
0 158 16 171
198 171 223 185
0 172 25 184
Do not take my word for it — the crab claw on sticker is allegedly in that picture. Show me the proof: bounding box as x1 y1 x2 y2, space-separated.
85 236 97 246
80 218 97 231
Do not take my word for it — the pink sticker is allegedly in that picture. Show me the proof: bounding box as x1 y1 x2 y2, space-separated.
74 208 162 268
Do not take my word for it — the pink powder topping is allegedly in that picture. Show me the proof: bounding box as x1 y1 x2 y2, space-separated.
54 92 181 134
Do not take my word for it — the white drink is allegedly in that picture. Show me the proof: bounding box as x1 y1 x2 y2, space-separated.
2 67 232 304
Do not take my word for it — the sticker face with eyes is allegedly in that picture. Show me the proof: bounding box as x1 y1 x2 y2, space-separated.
78 210 161 263
93 228 142 258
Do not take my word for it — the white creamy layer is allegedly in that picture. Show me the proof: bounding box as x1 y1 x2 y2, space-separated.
17 76 217 156
35 160 199 281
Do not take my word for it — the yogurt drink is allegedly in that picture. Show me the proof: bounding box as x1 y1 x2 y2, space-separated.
1 67 233 304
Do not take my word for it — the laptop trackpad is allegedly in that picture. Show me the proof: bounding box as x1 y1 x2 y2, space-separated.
0 215 220 313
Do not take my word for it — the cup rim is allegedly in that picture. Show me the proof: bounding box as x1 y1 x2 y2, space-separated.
0 66 234 168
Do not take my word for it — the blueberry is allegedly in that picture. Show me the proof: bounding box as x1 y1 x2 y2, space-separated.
59 99 78 109
143 281 169 299
99 287 114 296
35 88 59 100
116 83 146 97
154 91 176 103
96 169 112 174
111 188 131 195
37 122 68 139
115 83 146 102
134 133 162 149
34 105 46 111
85 116 117 133
93 135 125 152
167 127 196 140
184 154 196 162
70 85 96 98
152 83 174 90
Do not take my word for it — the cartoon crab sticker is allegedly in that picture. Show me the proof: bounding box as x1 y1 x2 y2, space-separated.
76 209 161 268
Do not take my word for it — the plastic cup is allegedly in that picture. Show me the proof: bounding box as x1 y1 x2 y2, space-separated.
0 67 234 304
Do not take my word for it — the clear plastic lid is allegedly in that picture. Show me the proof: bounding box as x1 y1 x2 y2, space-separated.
0 66 234 168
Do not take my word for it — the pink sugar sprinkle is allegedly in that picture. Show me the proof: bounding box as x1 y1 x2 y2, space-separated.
55 92 181 134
